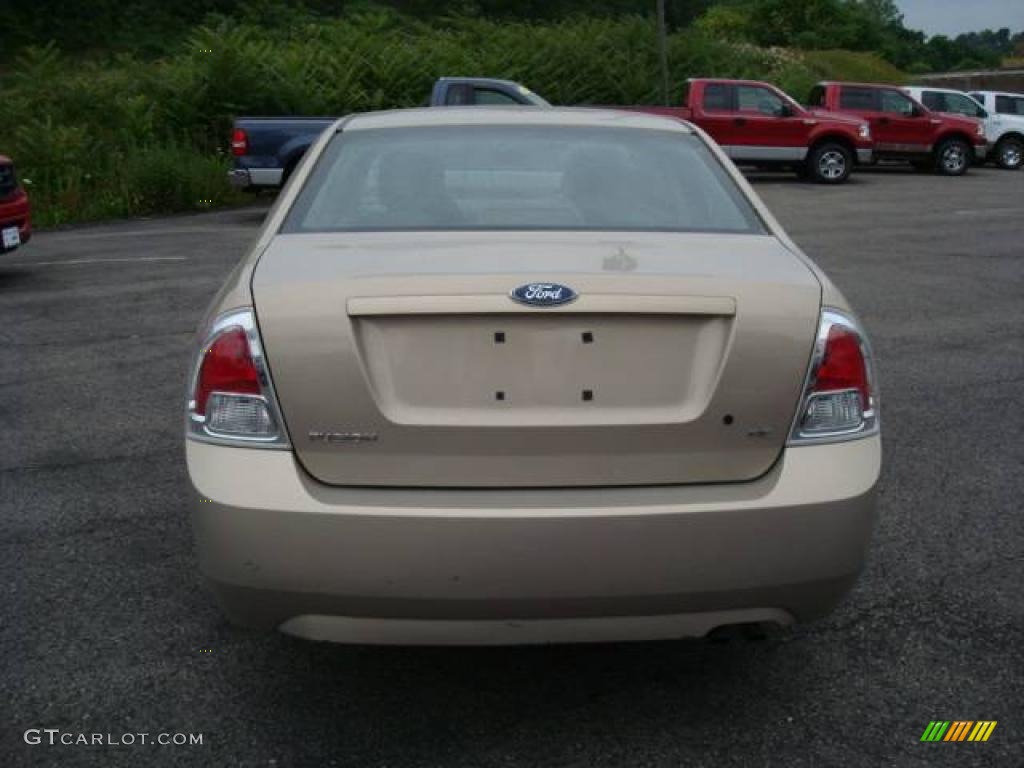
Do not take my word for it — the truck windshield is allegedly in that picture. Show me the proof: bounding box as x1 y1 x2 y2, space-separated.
282 125 764 234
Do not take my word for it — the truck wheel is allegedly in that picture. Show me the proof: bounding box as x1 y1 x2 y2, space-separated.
994 136 1023 170
934 138 970 176
807 142 852 184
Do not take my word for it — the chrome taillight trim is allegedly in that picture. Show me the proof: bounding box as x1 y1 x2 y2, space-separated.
787 308 879 445
185 307 291 449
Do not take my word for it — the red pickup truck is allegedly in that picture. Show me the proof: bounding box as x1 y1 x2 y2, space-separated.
628 78 874 184
807 82 987 175
0 155 31 253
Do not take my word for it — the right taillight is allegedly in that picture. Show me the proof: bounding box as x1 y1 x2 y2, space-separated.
231 128 249 157
788 309 878 444
186 308 289 448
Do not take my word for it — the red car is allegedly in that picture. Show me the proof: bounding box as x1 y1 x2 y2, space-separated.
0 155 32 253
625 78 875 184
808 82 987 175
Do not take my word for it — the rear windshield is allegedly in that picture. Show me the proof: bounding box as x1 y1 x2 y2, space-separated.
282 125 765 234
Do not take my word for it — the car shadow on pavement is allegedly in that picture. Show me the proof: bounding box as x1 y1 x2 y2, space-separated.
0 266 50 290
212 625 852 764
744 173 871 186
232 207 272 226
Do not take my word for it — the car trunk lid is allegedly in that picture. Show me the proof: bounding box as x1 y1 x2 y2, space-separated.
253 231 820 487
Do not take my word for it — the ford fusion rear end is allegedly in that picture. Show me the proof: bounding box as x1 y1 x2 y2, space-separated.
186 108 880 645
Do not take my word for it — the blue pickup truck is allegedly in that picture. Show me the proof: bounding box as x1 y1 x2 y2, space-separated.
228 77 549 190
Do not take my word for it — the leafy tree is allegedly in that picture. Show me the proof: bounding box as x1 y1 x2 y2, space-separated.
693 5 752 41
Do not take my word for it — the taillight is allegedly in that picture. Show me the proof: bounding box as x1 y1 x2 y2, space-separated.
186 308 289 447
231 128 248 157
194 328 260 416
788 309 878 443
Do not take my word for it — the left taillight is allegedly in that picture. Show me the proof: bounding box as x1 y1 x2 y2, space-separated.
788 309 879 444
186 308 289 447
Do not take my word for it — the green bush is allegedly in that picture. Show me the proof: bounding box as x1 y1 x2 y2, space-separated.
0 12 904 228
799 49 907 84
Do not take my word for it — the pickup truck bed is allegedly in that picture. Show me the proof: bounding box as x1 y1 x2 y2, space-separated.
229 117 334 189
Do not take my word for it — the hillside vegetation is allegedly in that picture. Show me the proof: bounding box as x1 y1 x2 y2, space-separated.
3 10 908 227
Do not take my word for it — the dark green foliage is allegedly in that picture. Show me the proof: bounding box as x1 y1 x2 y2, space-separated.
2 1 716 57
0 5 938 227
1 12 827 226
4 0 1018 70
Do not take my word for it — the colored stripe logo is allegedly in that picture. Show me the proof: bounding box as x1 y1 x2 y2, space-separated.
920 721 997 742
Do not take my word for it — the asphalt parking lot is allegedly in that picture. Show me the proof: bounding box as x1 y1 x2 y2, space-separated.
2 166 1022 767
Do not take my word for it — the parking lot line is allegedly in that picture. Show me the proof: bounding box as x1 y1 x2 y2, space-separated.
6 256 189 267
954 207 1021 216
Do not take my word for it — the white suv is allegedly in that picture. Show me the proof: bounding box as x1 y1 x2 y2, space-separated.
904 85 1024 170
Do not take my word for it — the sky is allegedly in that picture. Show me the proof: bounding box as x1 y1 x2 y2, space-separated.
895 0 1024 37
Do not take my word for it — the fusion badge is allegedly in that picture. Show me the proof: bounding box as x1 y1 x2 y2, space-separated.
308 431 379 445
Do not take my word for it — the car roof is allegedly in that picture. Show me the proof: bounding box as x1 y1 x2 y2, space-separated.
904 85 968 94
816 81 904 90
436 76 522 87
971 89 1024 97
339 107 694 134
687 78 774 87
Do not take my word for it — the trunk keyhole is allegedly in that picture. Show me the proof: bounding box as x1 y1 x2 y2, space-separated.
723 414 734 425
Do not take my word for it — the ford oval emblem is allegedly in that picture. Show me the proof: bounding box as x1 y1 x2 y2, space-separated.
509 283 578 307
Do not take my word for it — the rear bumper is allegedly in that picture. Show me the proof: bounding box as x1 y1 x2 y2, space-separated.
188 436 880 645
227 167 284 189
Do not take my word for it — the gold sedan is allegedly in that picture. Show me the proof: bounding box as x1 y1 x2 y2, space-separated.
186 107 880 645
